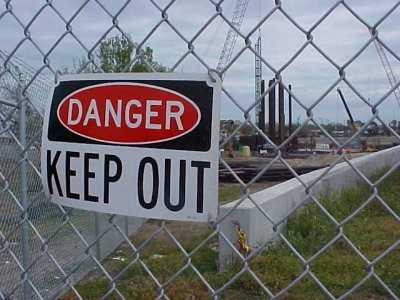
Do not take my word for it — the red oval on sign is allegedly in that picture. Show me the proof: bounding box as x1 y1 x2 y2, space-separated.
57 83 201 144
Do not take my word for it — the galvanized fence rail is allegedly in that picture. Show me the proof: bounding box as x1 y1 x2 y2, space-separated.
1 0 400 299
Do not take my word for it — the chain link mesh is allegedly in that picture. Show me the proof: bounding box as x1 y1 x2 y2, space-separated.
1 0 399 299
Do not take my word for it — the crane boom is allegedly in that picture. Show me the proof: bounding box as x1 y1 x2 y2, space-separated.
337 87 357 132
216 0 249 73
255 35 263 126
369 29 400 108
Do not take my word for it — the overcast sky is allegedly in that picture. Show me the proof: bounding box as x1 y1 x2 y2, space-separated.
1 0 400 125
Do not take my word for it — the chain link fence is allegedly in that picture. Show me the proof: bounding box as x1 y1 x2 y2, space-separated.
1 0 400 299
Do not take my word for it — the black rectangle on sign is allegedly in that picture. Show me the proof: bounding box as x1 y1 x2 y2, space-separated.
48 79 214 152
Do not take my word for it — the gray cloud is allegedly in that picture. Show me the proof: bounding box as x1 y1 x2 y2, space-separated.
1 0 399 124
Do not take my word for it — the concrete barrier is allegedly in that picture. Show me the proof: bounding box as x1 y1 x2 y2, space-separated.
218 145 400 266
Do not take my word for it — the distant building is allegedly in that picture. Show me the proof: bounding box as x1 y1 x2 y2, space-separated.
332 130 345 137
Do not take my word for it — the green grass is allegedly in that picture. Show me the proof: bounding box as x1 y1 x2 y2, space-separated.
60 170 400 299
219 182 275 204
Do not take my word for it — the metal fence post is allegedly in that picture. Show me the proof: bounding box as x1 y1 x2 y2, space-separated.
94 213 101 260
18 83 30 300
124 216 129 236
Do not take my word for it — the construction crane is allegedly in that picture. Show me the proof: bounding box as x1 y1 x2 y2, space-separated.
337 87 357 133
216 0 249 158
254 34 263 129
369 29 400 109
216 0 249 74
337 87 374 152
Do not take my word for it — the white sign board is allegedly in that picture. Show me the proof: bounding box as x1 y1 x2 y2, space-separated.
41 73 221 222
315 143 330 151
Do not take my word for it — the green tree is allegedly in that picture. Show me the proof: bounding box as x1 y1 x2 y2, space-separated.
98 35 166 73
61 35 166 74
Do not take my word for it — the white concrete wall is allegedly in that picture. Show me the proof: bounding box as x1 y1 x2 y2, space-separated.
218 146 400 265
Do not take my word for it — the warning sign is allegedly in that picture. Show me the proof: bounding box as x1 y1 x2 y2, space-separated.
41 73 221 222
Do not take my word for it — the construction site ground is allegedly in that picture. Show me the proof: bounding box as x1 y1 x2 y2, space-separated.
219 151 367 183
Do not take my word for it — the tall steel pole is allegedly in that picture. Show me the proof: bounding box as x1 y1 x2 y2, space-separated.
18 77 30 300
268 79 276 142
260 80 266 133
289 84 292 135
278 83 285 144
